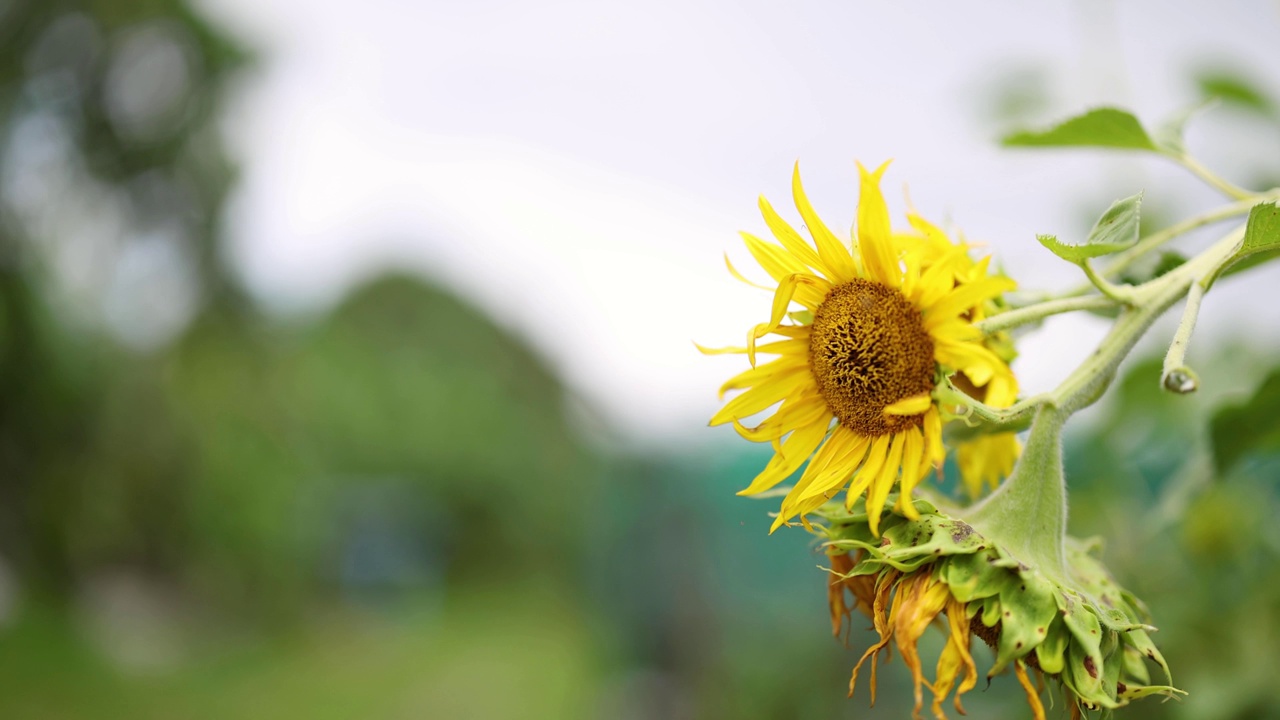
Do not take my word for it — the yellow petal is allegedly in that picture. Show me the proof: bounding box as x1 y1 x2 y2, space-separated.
911 253 956 308
758 194 825 272
923 406 945 467
709 367 810 426
922 276 1016 330
932 597 978 717
1013 660 1046 720
747 273 825 365
895 427 924 520
985 368 1019 407
845 433 891 510
928 319 982 344
855 160 900 288
732 393 829 442
694 336 806 357
848 574 900 703
717 355 807 398
792 163 858 283
737 416 831 495
772 429 870 531
956 432 1021 497
891 573 951 716
884 393 932 416
793 429 872 502
866 432 906 536
723 252 772 290
741 231 807 282
792 275 833 311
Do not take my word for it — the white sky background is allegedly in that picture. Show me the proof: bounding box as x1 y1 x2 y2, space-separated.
201 0 1280 443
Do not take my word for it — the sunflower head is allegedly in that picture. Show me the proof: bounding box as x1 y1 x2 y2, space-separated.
809 278 936 437
822 497 1184 719
705 163 1019 533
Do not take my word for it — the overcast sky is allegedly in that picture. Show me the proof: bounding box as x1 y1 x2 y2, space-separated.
199 0 1280 441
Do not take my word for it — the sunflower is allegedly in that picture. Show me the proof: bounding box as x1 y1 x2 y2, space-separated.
822 496 1182 719
894 217 1024 499
705 162 1016 533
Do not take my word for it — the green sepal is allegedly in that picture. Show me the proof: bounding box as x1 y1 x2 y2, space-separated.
1065 630 1109 709
787 309 814 325
1035 614 1069 675
814 497 1184 713
1123 627 1173 685
991 569 1058 673
1065 540 1152 632
826 507 987 573
1060 593 1105 701
1002 108 1158 152
1099 630 1123 704
937 551 1005 603
1117 682 1185 702
1121 645 1151 685
980 594 1002 629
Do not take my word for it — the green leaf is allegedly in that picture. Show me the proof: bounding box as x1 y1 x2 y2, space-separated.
1207 203 1280 289
1003 108 1158 151
1221 246 1280 281
1241 202 1280 256
1038 193 1144 263
1196 70 1274 116
1210 368 1280 475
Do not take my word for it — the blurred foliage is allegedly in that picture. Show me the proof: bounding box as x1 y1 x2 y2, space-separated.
1195 67 1276 119
1211 369 1280 475
1065 348 1280 720
0 0 602 716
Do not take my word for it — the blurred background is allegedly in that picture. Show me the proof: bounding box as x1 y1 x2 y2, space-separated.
1 0 1279 718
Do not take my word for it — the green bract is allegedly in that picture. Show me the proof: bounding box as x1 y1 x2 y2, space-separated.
817 496 1184 717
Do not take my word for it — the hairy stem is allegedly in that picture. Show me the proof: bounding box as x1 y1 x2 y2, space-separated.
1161 279 1205 394
964 405 1068 581
1173 152 1254 201
976 295 1117 334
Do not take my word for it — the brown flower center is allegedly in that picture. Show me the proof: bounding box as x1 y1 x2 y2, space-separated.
808 279 936 436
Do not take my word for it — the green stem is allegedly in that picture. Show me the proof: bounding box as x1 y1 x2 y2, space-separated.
976 295 1117 334
1052 226 1243 412
1098 195 1267 281
1173 152 1253 201
1081 260 1137 303
1161 279 1204 394
958 226 1246 583
963 405 1068 581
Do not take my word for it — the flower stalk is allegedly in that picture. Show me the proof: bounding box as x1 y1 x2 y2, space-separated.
1161 278 1205 394
963 405 1068 582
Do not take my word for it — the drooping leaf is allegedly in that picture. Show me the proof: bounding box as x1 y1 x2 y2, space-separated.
1038 193 1144 263
1210 368 1280 475
1003 108 1157 152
